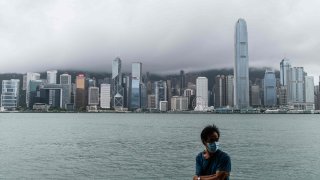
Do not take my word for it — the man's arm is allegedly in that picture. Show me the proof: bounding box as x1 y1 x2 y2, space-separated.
193 171 229 180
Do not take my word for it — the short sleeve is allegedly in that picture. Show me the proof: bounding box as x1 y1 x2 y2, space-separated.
195 153 203 176
217 154 231 172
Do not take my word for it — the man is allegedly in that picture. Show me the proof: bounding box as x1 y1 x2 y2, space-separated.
193 124 231 180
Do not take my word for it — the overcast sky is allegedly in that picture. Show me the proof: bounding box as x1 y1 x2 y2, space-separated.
1 0 320 81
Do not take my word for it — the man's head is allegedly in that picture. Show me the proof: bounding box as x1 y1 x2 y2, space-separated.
201 124 220 153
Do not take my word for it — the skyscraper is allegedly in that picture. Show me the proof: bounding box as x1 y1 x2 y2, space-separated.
226 75 234 107
112 57 124 109
75 74 87 110
288 67 305 109
100 83 111 109
263 69 277 107
305 76 314 110
154 81 167 109
280 58 291 86
214 75 226 108
60 74 71 85
131 62 142 110
234 18 249 109
195 77 208 111
47 70 57 84
1 79 20 111
88 87 99 106
26 72 40 108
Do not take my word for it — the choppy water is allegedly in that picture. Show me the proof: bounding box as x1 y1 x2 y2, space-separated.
0 113 320 179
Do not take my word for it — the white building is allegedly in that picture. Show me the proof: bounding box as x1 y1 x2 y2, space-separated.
171 96 188 111
47 70 57 84
305 76 315 110
288 67 305 109
1 79 20 110
195 77 208 111
100 84 111 109
159 101 168 112
88 87 99 106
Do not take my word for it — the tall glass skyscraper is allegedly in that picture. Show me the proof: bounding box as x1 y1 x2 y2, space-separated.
234 19 249 109
195 77 208 111
1 79 20 110
280 58 291 86
112 57 124 109
131 62 142 110
263 69 277 107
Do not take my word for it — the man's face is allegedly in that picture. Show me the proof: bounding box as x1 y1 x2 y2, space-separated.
204 131 219 150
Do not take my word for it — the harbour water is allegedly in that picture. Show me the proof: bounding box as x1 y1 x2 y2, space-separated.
0 113 319 179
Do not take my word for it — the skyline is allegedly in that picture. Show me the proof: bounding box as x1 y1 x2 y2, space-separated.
1 1 320 82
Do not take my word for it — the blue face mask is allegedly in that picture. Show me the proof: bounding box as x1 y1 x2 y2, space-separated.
207 142 219 153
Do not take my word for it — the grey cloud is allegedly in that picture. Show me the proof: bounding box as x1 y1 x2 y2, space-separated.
0 0 320 82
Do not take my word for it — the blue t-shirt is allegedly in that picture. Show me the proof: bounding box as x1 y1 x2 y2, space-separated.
195 149 231 179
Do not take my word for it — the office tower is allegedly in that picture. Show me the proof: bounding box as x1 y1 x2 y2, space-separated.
112 57 124 109
195 77 208 111
166 80 172 110
26 72 40 108
28 79 44 108
100 84 111 109
22 75 27 90
234 18 249 109
47 70 58 107
88 87 99 106
184 88 195 110
75 74 87 110
214 75 226 108
305 76 314 110
122 75 130 108
47 70 57 84
288 67 305 109
141 83 147 109
147 94 156 109
180 70 185 95
131 62 142 110
315 85 319 110
226 75 234 107
171 96 188 111
280 58 291 86
60 74 71 85
159 101 168 112
1 79 20 110
279 58 291 106
251 84 261 107
263 69 277 107
154 81 167 109
59 74 72 108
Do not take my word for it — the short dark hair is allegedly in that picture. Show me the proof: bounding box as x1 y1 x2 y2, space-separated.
201 124 220 145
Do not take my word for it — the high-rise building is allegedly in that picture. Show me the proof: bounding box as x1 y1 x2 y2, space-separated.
305 76 314 110
226 75 234 107
195 77 208 111
88 87 99 106
214 75 226 108
171 96 188 111
75 74 87 110
60 74 71 85
100 84 111 109
147 94 156 109
26 72 40 108
280 59 291 86
1 79 20 110
251 84 261 107
288 67 305 109
234 18 250 109
131 62 142 110
154 81 167 109
263 69 277 107
279 58 291 106
47 70 57 84
112 57 124 109
180 70 185 95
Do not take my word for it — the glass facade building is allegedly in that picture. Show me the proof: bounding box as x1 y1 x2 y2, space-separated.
1 79 20 110
263 69 277 106
234 19 249 109
130 62 142 110
112 57 124 108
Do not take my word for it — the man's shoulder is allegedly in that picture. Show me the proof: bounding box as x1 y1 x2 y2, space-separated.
216 150 231 160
